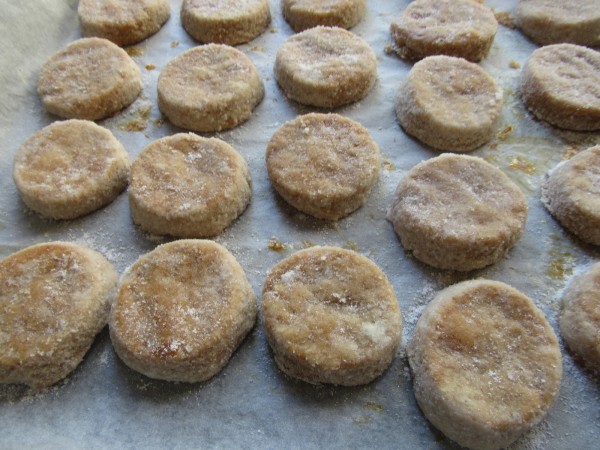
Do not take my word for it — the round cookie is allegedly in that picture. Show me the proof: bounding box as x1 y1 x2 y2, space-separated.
520 44 600 131
129 133 251 238
274 26 377 108
0 242 118 388
181 0 270 45
396 55 503 152
388 154 527 272
78 0 171 46
157 44 264 132
408 279 562 450
266 113 380 220
13 120 130 220
262 246 402 386
109 239 256 382
38 37 142 120
541 145 600 245
560 262 600 372
282 0 366 32
390 0 498 62
516 0 600 47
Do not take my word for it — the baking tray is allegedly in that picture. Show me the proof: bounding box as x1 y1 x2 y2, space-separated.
0 1 599 448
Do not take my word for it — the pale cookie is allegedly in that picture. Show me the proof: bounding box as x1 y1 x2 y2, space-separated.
274 26 377 108
396 55 503 152
408 280 562 450
38 37 142 120
0 242 118 388
157 44 264 132
282 0 366 32
388 154 527 272
516 0 600 47
262 246 402 386
13 120 130 220
541 145 600 245
78 0 171 46
266 113 380 220
390 0 498 62
560 262 600 372
110 240 256 382
181 0 270 45
129 133 251 238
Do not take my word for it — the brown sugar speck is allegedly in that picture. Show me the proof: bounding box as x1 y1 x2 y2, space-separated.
145 64 156 71
547 250 576 280
364 402 384 413
170 41 180 48
509 60 521 69
494 11 516 29
154 118 166 127
383 161 396 171
267 238 286 252
497 125 513 141
250 45 266 52
125 46 144 57
509 156 536 175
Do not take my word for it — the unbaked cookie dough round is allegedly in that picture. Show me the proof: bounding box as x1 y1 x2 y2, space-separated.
13 120 130 220
157 44 264 132
181 0 270 45
78 0 171 46
274 26 377 108
541 145 600 245
129 133 251 238
109 239 256 382
396 55 503 152
520 44 600 131
560 262 600 372
408 279 562 450
266 113 380 220
0 242 118 388
282 0 366 32
390 0 498 62
38 38 142 120
262 246 402 386
516 0 600 47
388 154 527 272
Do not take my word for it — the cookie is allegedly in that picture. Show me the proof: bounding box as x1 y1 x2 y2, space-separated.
282 0 366 32
390 0 498 62
157 44 264 132
38 37 142 120
266 113 380 220
0 242 118 388
13 120 130 220
274 26 377 108
262 246 402 386
541 145 600 245
78 0 171 46
395 55 503 152
560 262 600 372
129 133 251 238
408 279 562 450
516 0 600 47
521 44 600 131
388 154 527 272
181 0 270 45
109 239 256 382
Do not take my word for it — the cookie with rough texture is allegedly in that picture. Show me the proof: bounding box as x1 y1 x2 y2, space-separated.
560 262 600 372
110 239 256 382
396 55 503 152
78 0 171 46
158 44 264 132
262 246 402 386
390 0 498 62
129 133 251 238
38 38 142 120
282 0 366 32
181 0 270 45
388 154 527 271
274 26 377 108
516 0 600 47
0 242 118 388
266 113 380 220
13 120 129 220
408 279 562 450
541 145 600 245
521 44 600 131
